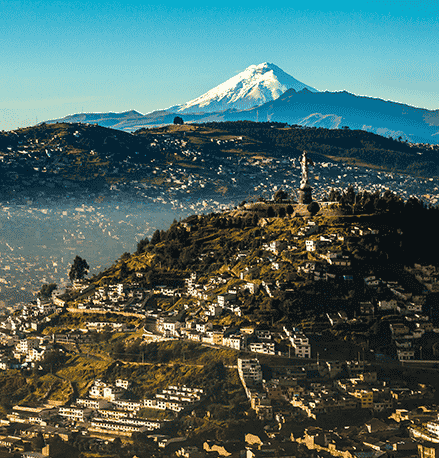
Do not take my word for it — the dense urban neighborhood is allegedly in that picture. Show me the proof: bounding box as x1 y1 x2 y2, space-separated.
1 187 439 458
1 122 439 206
1 120 439 457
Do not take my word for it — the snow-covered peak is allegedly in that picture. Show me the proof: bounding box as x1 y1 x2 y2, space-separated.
174 63 317 114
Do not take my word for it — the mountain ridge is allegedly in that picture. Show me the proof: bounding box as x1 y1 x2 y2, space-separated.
43 63 439 144
222 88 439 142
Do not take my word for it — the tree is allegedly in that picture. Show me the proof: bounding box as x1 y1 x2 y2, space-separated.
342 186 356 206
173 116 184 125
307 201 320 216
277 206 286 217
266 206 275 217
38 283 57 298
68 256 89 282
273 189 288 202
119 262 129 279
328 188 341 202
136 237 149 254
150 229 161 245
341 186 356 214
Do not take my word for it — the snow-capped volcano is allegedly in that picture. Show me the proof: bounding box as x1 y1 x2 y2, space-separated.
173 62 318 114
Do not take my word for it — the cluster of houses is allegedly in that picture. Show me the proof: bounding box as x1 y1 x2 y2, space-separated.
80 379 204 417
237 355 434 426
143 386 204 413
1 366 438 457
292 404 439 458
152 315 313 359
72 281 151 314
362 273 436 362
293 420 416 458
4 257 434 376
258 220 356 282
319 263 437 364
10 337 53 367
1 378 204 445
407 264 439 293
2 214 439 455
0 297 61 335
0 333 58 371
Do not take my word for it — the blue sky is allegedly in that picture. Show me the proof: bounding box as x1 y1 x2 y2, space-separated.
2 0 438 131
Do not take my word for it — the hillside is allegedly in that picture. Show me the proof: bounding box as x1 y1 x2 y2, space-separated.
0 122 161 200
69 189 439 326
2 190 439 456
1 121 438 203
164 121 439 175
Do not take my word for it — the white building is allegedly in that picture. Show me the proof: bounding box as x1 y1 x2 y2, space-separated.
111 399 142 411
288 330 311 358
378 299 398 311
397 349 415 361
157 317 181 337
248 341 275 355
115 379 130 390
58 407 92 422
238 358 263 385
76 398 110 410
89 380 124 400
427 420 439 438
223 334 242 350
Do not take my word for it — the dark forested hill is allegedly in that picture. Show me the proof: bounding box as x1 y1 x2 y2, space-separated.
189 121 439 176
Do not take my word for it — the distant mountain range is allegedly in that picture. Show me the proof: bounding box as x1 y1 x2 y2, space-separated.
45 63 439 144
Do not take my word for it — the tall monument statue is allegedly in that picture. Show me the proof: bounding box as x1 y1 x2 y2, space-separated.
298 151 314 204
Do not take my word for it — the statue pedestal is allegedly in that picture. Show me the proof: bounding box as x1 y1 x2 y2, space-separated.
298 187 312 204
